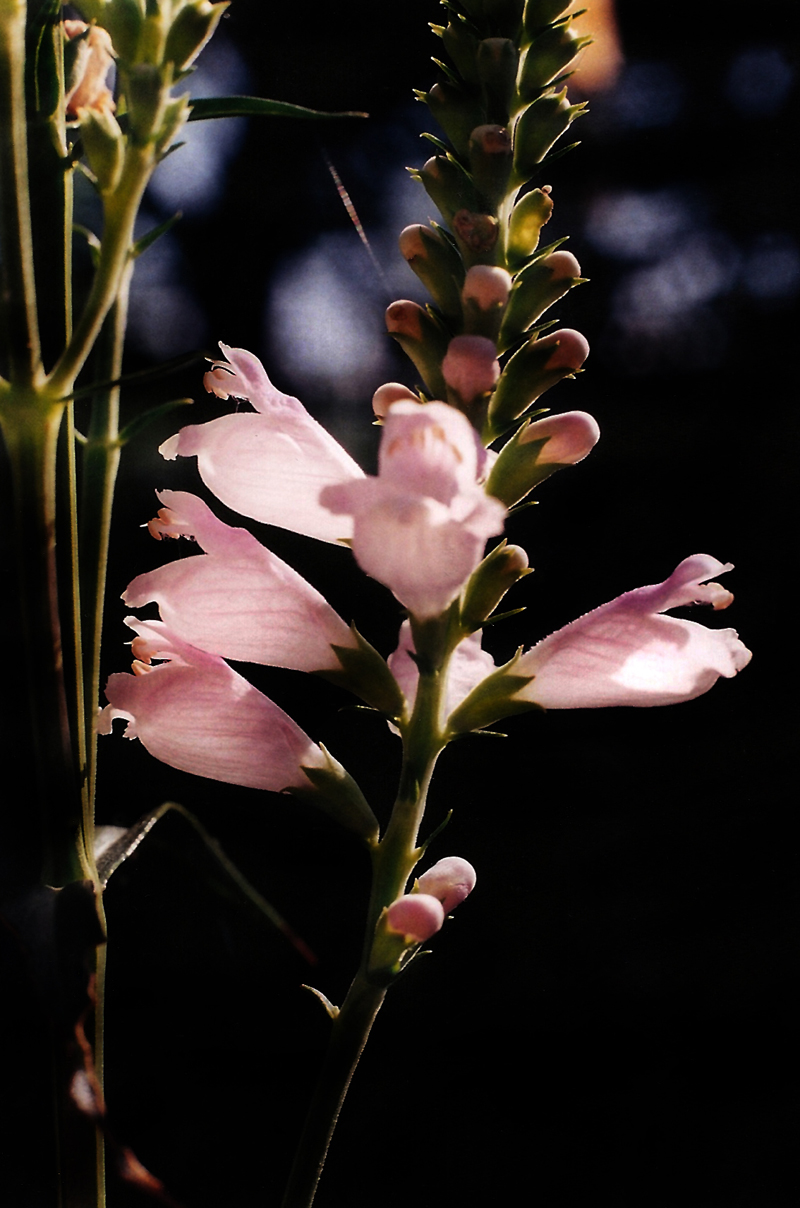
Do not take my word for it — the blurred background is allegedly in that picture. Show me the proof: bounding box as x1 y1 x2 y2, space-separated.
13 1 799 1204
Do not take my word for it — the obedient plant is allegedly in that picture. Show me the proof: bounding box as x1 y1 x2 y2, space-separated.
0 0 751 1206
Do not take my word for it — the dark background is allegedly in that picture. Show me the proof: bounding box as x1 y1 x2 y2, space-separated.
7 1 799 1205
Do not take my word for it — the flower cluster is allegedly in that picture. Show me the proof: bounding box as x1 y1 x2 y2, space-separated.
101 345 750 806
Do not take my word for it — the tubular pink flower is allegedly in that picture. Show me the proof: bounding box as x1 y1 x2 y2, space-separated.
515 555 751 708
386 894 445 943
417 857 477 912
123 491 356 672
320 402 506 619
389 621 495 716
520 410 600 465
98 620 326 791
159 345 364 544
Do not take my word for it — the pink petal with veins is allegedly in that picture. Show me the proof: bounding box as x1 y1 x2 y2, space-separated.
160 345 364 544
124 491 355 672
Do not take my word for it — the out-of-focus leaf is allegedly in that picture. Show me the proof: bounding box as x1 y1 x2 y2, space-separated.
188 95 368 122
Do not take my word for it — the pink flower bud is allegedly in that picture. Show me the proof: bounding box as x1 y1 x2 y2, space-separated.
539 328 590 372
417 857 477 912
462 265 512 311
442 335 500 403
385 300 426 341
519 410 600 465
386 894 445 943
541 249 582 281
372 382 419 419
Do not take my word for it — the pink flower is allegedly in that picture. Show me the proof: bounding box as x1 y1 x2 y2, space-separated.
417 857 477 912
123 491 356 672
320 401 506 619
515 555 751 708
385 894 445 943
389 620 495 716
160 345 364 544
98 619 326 791
64 21 116 117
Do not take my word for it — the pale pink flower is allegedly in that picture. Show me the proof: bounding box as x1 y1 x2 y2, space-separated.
417 857 477 912
98 620 326 791
160 345 364 544
515 555 751 708
389 621 495 716
320 401 506 619
123 491 356 672
64 20 116 117
386 894 445 943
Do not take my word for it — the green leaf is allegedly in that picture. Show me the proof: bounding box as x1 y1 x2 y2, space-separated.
132 210 183 258
118 396 194 445
95 802 317 963
188 96 368 122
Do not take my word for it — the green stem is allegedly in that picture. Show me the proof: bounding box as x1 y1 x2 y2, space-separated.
0 0 43 383
0 391 86 884
80 262 132 827
47 141 153 398
281 648 450 1208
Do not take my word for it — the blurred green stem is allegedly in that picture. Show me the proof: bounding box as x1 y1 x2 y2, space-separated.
281 650 448 1208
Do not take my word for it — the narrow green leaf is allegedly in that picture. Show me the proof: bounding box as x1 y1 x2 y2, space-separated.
118 397 194 445
132 210 183 258
96 803 317 963
188 95 368 122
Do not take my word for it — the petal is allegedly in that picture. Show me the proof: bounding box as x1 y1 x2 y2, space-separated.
325 482 505 619
378 400 485 504
98 620 325 791
160 347 364 544
124 492 355 672
389 621 496 715
516 557 751 708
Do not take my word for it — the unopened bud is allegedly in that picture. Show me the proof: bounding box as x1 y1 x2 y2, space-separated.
540 327 589 371
507 186 553 268
452 210 500 261
417 857 477 912
413 156 481 230
442 335 500 416
461 540 530 628
485 408 599 505
462 265 512 341
164 0 228 73
498 250 584 352
463 265 512 310
422 81 484 158
398 224 465 322
513 88 586 180
518 20 591 97
372 382 419 419
79 103 124 192
519 409 599 464
486 328 589 439
385 301 450 399
386 894 445 943
467 124 513 209
475 38 518 121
